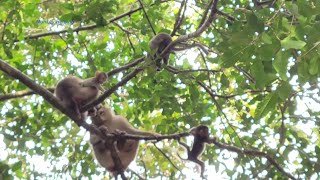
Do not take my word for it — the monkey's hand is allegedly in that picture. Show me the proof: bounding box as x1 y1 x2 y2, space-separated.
99 126 110 136
88 107 97 117
113 129 127 136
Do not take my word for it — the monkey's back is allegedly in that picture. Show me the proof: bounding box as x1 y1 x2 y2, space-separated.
55 76 99 107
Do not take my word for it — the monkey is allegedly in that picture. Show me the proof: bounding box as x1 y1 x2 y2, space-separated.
89 105 160 174
149 32 173 71
54 71 107 119
148 33 209 71
178 125 215 178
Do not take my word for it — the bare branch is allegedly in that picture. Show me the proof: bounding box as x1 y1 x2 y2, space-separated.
166 65 221 74
127 168 146 180
161 0 219 57
212 139 297 180
171 0 188 36
153 143 181 172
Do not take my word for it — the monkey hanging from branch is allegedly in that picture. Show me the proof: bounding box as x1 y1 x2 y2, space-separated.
89 105 160 176
178 125 215 178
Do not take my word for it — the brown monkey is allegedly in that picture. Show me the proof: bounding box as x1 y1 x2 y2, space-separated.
178 125 215 178
149 32 172 71
54 71 107 119
89 106 160 174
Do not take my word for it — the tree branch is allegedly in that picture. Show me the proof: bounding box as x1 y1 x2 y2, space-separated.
212 139 297 180
160 0 219 56
171 0 188 36
0 87 54 101
21 1 169 42
106 57 144 77
81 65 145 112
0 59 105 138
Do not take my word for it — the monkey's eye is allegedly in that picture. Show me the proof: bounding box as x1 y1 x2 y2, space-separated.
99 111 104 116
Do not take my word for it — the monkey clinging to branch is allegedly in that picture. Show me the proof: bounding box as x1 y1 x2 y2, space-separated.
89 105 160 174
178 125 215 178
149 33 209 71
54 71 107 120
149 32 173 71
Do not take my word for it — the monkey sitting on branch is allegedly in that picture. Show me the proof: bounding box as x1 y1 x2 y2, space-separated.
89 105 160 175
54 71 107 120
178 125 215 178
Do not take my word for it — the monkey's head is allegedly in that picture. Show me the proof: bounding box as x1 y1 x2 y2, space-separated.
189 125 209 139
91 106 113 126
95 71 108 84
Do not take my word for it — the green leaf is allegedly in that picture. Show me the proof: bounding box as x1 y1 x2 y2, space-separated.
12 161 22 171
308 57 319 75
273 51 288 80
251 61 266 88
277 82 292 100
254 92 279 120
261 32 272 44
281 38 306 49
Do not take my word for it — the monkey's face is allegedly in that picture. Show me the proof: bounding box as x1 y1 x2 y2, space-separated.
91 107 105 126
96 72 107 84
189 125 209 138
91 105 113 127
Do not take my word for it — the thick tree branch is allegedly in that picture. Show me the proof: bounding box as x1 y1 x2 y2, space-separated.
0 58 144 102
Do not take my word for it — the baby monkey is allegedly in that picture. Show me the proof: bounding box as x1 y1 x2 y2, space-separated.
54 71 107 119
89 106 160 174
178 125 215 178
149 32 172 71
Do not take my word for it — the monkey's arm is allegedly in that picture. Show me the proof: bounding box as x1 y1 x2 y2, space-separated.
177 138 191 152
80 78 105 91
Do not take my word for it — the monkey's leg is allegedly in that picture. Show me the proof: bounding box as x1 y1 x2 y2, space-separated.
192 158 205 178
71 98 82 119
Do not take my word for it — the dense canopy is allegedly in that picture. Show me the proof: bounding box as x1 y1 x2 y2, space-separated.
0 0 320 179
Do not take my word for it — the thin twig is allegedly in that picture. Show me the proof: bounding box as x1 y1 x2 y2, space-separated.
21 1 169 42
171 0 188 36
212 139 297 180
153 143 181 172
137 0 156 35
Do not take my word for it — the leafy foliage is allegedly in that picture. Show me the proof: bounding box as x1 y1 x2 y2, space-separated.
0 0 320 179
